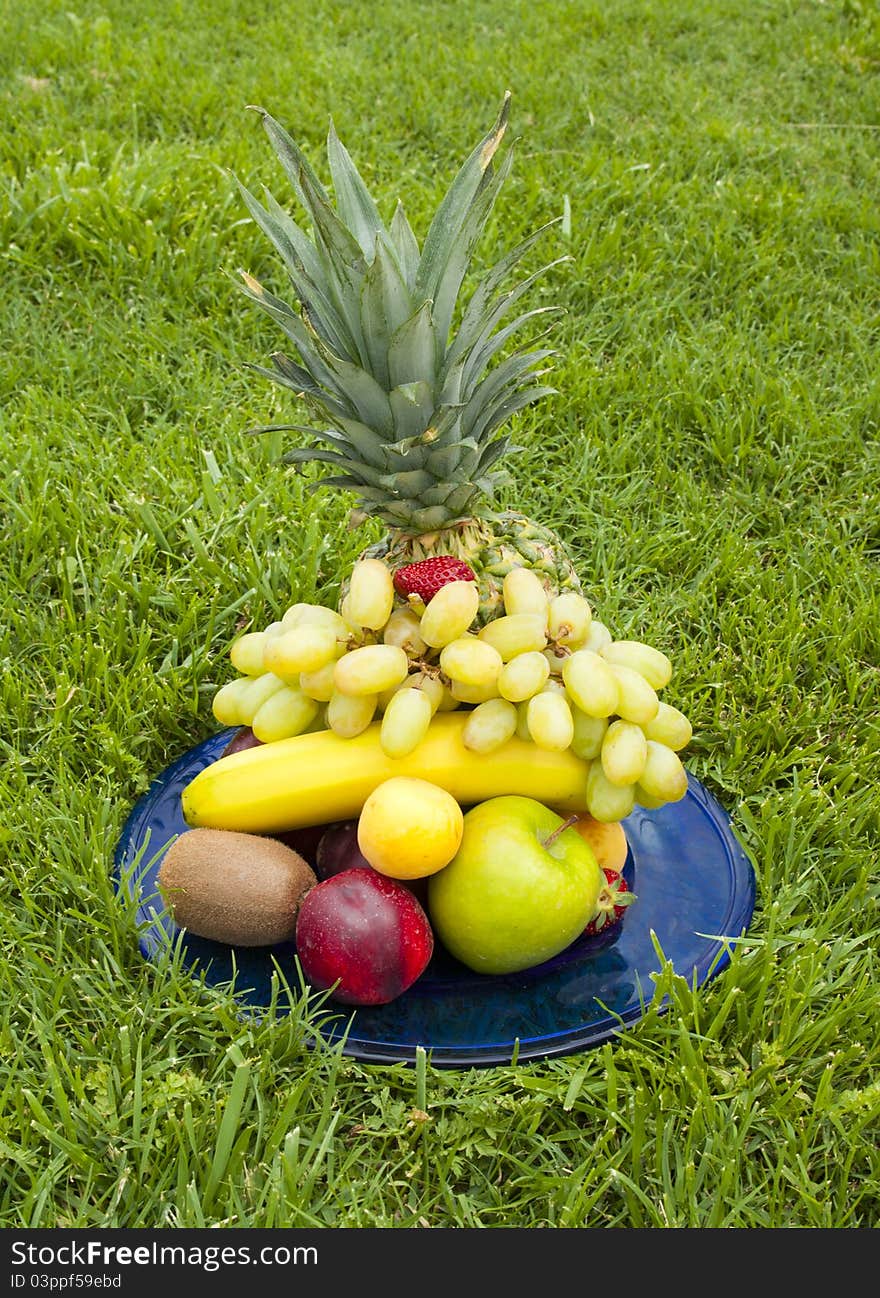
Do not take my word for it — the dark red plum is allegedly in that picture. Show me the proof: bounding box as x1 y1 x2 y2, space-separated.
315 820 371 879
221 727 263 758
315 820 430 905
274 823 328 868
295 869 434 1005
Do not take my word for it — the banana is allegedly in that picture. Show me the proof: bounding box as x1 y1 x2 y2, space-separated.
182 712 590 833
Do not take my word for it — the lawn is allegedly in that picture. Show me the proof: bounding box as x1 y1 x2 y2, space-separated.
1 0 878 1228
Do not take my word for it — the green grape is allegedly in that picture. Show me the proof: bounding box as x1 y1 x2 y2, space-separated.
543 645 569 676
252 685 320 743
347 558 395 630
327 690 378 738
383 606 428 657
570 707 609 760
526 691 574 752
502 567 549 618
236 673 288 726
299 659 338 702
643 702 693 751
606 663 659 726
462 698 518 753
333 644 409 696
582 620 612 654
477 613 548 661
600 720 648 788
586 763 636 823
264 625 340 679
339 593 360 632
229 631 267 676
497 650 550 702
562 649 619 718
410 673 446 715
515 700 532 741
639 741 688 803
282 604 348 639
634 784 666 810
440 635 503 687
436 683 460 712
280 602 312 627
380 688 433 758
450 678 500 704
419 580 480 648
377 672 445 714
548 593 592 647
212 677 252 727
601 640 672 690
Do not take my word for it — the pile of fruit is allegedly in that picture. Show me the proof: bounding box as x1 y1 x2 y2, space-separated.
158 96 696 1007
164 551 686 1002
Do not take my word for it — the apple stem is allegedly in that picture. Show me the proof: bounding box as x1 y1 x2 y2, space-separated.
541 814 580 850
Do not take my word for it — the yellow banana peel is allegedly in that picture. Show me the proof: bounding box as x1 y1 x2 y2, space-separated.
182 712 590 833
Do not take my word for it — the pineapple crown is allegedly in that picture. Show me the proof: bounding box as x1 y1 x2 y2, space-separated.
236 93 566 534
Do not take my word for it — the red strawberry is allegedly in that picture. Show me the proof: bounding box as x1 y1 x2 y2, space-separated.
393 556 477 605
583 867 637 937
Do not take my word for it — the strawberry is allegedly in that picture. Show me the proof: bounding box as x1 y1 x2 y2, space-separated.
393 556 477 605
583 867 637 937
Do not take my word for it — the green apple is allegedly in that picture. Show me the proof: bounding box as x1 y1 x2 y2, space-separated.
427 796 602 975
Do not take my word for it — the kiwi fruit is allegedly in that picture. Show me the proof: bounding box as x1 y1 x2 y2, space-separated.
157 828 317 946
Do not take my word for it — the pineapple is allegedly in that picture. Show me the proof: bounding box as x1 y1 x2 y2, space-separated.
237 93 583 622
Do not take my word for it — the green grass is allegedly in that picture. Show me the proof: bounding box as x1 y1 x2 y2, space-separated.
2 0 879 1228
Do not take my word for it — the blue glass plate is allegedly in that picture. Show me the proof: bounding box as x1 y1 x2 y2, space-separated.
114 730 756 1068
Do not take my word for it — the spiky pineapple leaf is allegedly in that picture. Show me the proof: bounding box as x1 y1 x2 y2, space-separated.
378 441 432 472
359 239 415 388
241 362 348 423
419 481 482 513
475 434 523 474
250 107 332 215
236 273 349 402
387 299 437 390
378 467 437 496
389 380 435 439
326 119 390 259
463 349 556 437
443 220 564 370
423 439 481 481
429 144 515 349
310 343 395 433
415 92 511 339
389 201 421 289
293 164 369 362
243 422 354 453
267 351 327 395
281 446 348 467
458 282 566 393
281 446 387 489
305 473 381 497
243 184 358 357
334 416 394 469
468 384 557 445
260 186 326 284
414 402 467 451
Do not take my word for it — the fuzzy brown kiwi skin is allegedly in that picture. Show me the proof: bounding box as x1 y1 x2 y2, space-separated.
157 828 317 947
